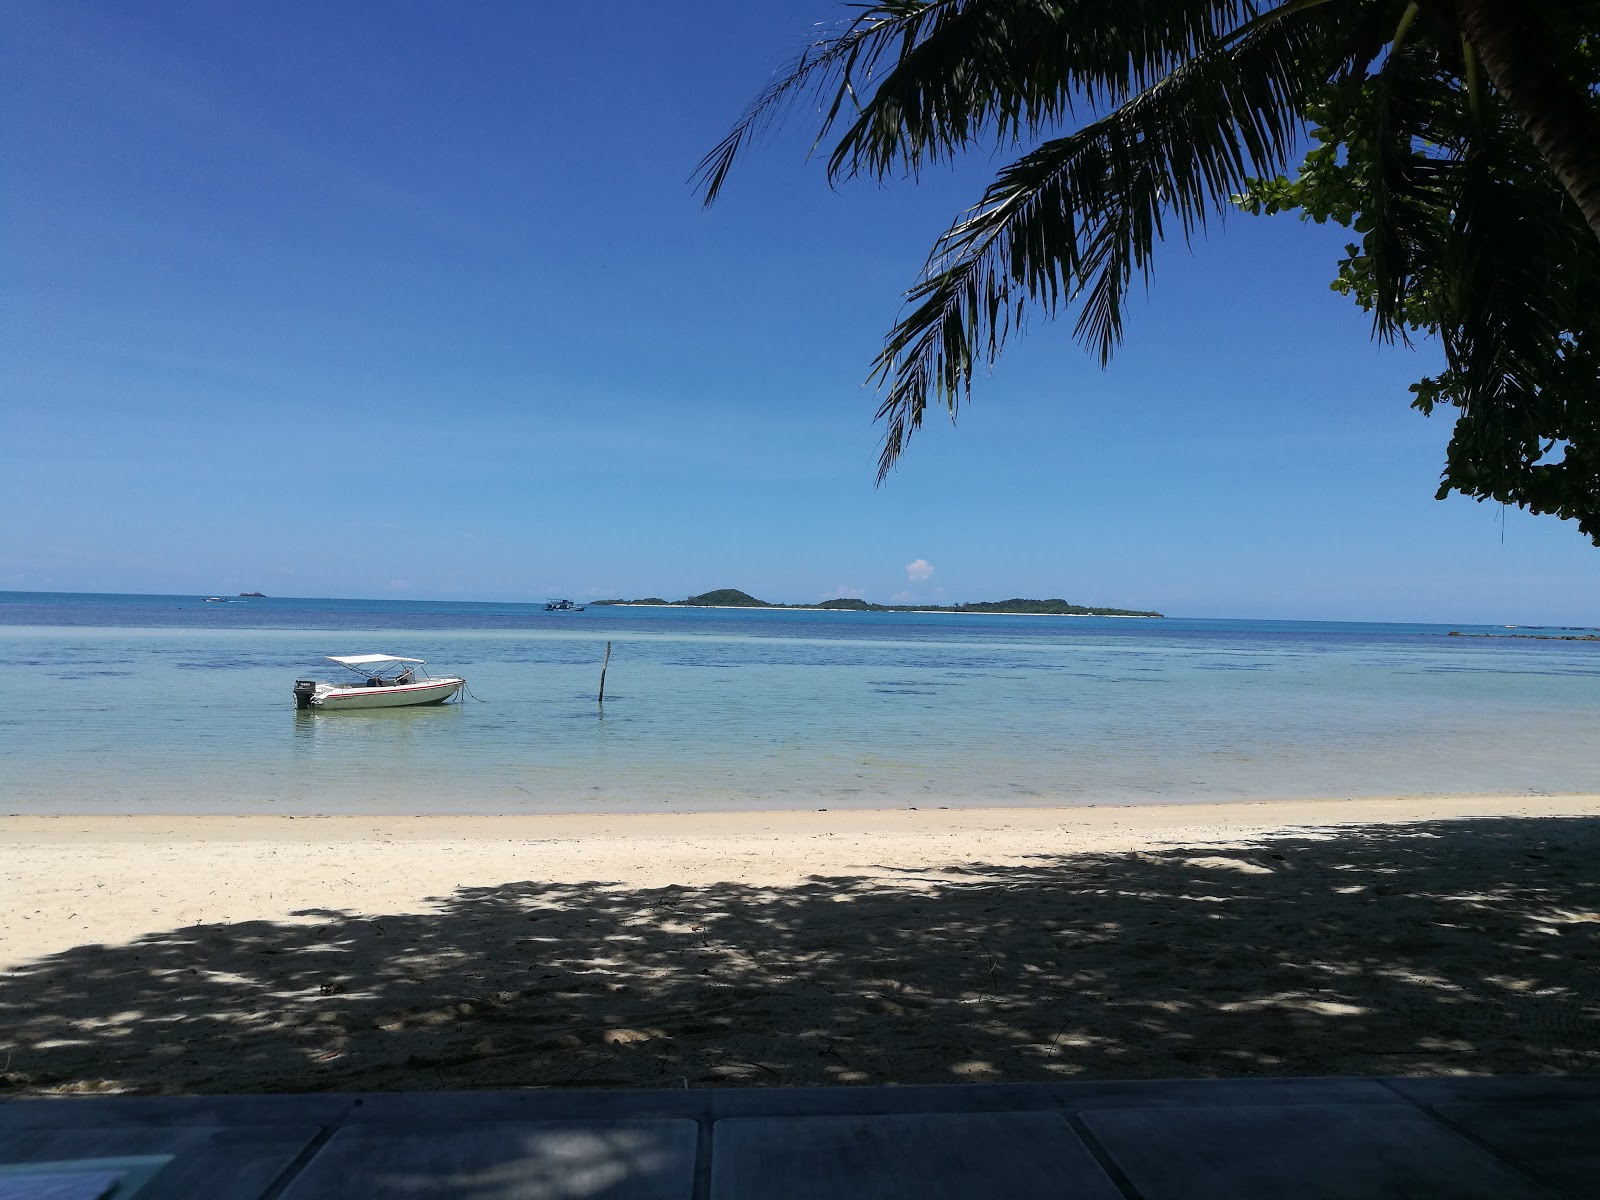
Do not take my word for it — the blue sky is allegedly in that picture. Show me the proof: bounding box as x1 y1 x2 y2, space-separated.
4 0 1598 623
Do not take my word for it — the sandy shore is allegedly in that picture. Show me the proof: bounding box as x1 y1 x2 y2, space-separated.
3 794 1597 1094
4 795 1594 966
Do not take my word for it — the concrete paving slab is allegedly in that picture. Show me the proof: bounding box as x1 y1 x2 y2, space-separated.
0 1154 175 1200
710 1112 1122 1200
699 1076 1397 1120
344 1090 703 1125
1433 1101 1600 1200
276 1120 698 1200
0 1125 320 1200
1039 1077 1397 1114
1385 1077 1600 1107
1079 1103 1559 1200
2 1077 1592 1198
0 1076 1403 1134
702 1082 1060 1121
0 1097 354 1131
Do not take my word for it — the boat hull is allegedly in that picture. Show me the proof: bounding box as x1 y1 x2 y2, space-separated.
308 678 464 709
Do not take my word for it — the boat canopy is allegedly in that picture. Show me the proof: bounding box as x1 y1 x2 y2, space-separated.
326 654 425 666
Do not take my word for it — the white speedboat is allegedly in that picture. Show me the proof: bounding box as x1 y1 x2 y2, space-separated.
293 654 465 710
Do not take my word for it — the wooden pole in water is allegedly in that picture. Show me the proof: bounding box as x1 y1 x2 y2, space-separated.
598 640 612 703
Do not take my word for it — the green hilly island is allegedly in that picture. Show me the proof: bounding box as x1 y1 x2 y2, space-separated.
592 589 1161 617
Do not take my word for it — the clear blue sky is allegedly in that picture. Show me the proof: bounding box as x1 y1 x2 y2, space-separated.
4 0 1597 623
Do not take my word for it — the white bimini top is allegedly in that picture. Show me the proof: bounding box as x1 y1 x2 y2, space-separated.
326 654 426 666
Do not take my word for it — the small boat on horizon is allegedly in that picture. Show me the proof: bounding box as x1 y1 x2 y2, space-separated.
293 654 465 710
544 598 586 612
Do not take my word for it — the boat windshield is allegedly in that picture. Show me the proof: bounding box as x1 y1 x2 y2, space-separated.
325 655 428 684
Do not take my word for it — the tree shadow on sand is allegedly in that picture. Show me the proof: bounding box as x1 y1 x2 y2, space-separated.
2 816 1596 1096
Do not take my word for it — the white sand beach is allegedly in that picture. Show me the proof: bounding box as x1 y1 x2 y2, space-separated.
3 794 1597 1094
3 795 1595 966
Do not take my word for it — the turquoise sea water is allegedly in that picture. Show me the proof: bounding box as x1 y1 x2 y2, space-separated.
2 591 1597 814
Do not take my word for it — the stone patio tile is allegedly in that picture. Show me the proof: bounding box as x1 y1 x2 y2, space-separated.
1433 1101 1600 1200
701 1076 1396 1120
1384 1077 1600 1107
277 1119 698 1200
703 1083 1055 1121
0 1124 321 1200
710 1112 1122 1200
1080 1103 1559 1200
1047 1077 1398 1113
0 1096 354 1130
345 1089 704 1124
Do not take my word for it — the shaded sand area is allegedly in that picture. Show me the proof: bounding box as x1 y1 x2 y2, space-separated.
2 796 1597 1095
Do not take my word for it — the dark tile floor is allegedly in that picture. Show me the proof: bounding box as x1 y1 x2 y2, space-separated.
1 1076 1594 1199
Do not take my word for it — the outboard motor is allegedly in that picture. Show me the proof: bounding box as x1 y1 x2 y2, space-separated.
293 680 318 709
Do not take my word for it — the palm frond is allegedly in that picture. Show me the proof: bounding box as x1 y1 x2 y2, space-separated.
1357 40 1453 342
871 6 1334 480
824 0 1275 182
692 1 963 204
695 1 1294 202
1438 114 1589 466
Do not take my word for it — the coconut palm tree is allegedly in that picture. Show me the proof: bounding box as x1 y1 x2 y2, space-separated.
696 1 1600 538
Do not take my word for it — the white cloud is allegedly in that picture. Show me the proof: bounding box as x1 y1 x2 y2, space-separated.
905 558 935 582
820 584 865 601
890 590 915 603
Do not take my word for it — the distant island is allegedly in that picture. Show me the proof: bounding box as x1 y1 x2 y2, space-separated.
238 592 265 598
1448 630 1600 641
592 588 1161 617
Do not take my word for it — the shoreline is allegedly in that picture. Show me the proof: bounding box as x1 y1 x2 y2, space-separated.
14 786 1596 822
6 790 1598 838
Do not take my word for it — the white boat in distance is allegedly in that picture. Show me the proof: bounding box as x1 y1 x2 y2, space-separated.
293 654 465 710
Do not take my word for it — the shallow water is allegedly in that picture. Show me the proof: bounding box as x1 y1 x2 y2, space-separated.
2 592 1597 814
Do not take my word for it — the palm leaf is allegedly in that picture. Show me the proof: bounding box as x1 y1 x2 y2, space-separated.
870 6 1335 479
693 1 963 204
695 1 1290 202
822 0 1273 182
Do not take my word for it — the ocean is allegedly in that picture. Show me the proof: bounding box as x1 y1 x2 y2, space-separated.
2 591 1597 814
